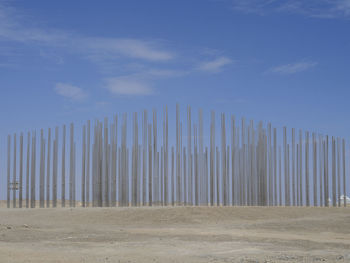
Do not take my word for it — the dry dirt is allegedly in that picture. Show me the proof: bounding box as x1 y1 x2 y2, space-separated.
0 205 349 263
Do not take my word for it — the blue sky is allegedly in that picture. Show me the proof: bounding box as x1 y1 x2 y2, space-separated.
0 0 350 139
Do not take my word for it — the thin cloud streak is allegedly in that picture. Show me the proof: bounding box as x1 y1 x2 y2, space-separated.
0 3 174 62
230 0 350 18
103 68 186 96
268 61 318 75
105 77 154 96
197 56 232 73
54 83 88 101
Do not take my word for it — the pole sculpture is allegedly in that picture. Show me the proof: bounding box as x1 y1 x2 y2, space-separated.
2 105 349 209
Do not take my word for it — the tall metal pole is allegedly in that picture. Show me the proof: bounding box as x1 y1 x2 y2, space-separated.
86 120 91 207
62 125 66 207
313 133 317 207
292 128 296 206
46 128 51 208
13 134 17 208
39 130 45 208
82 125 86 207
19 133 23 208
53 127 58 208
342 139 346 207
69 123 74 207
30 132 36 208
337 138 341 207
7 135 11 208
332 137 336 207
25 133 30 208
305 131 310 207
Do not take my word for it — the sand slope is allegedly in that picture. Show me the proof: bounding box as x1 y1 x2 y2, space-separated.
0 206 350 262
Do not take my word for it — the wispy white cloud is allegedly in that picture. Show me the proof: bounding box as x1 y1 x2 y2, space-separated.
0 3 174 63
1 2 234 97
54 83 88 101
197 57 232 73
268 61 317 75
105 77 153 96
83 38 173 62
230 0 350 18
103 68 186 96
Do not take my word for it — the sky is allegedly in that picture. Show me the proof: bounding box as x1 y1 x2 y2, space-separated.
1 0 350 138
1 0 350 201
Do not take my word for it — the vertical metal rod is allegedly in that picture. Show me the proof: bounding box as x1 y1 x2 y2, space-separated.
319 135 323 207
30 132 36 208
283 127 287 206
62 125 66 207
278 146 282 206
268 123 272 206
148 123 152 206
297 143 299 206
187 106 191 206
273 128 277 206
221 114 226 206
231 115 235 206
82 125 86 207
299 130 303 206
25 133 30 208
305 131 310 207
325 136 329 207
69 123 74 207
13 134 17 208
292 128 296 206
342 139 346 207
337 138 340 207
19 133 23 208
313 133 317 207
7 135 11 208
143 110 147 206
53 127 58 208
216 146 220 206
86 120 91 207
73 142 76 207
39 130 45 208
332 137 336 207
46 128 51 208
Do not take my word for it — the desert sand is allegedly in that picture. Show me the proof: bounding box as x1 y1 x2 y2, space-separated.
0 205 349 262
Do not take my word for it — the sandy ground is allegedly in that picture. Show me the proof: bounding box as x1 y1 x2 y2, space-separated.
0 205 349 263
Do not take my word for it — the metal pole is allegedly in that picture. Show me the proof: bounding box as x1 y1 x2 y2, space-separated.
19 133 23 208
7 135 11 208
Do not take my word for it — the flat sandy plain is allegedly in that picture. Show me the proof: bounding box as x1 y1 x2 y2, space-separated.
0 204 349 263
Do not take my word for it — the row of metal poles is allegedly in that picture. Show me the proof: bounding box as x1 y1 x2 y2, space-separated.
5 105 348 208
